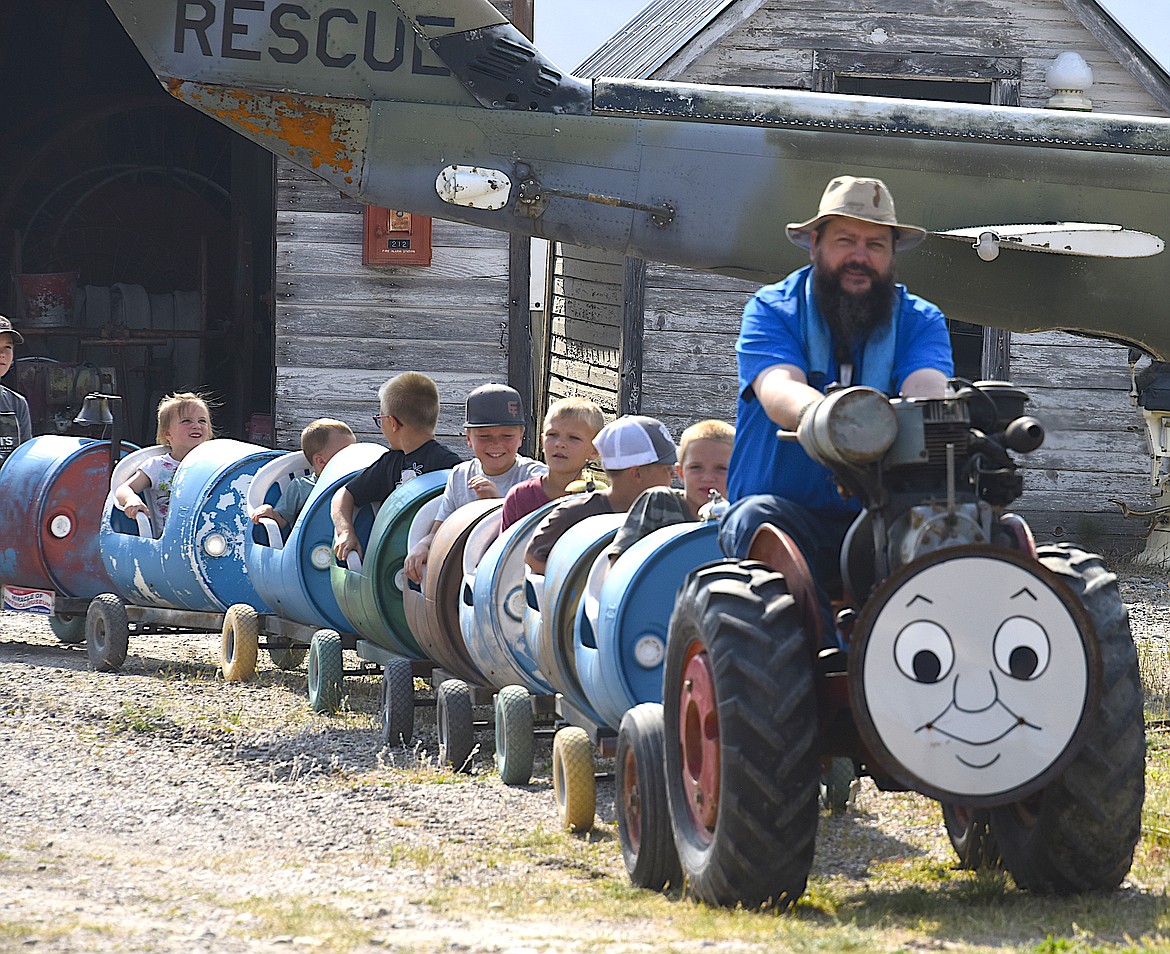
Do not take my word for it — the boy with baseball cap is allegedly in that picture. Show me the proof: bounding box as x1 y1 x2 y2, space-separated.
403 383 546 584
524 414 677 574
0 315 32 465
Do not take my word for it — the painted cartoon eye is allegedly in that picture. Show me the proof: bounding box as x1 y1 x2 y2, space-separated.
993 616 1050 680
893 620 954 684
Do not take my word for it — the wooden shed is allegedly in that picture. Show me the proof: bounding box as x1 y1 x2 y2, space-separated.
540 0 1170 553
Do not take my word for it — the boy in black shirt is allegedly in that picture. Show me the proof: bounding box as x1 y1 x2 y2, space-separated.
331 372 461 562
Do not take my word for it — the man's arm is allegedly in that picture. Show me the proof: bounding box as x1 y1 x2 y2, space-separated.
751 364 824 430
900 367 949 398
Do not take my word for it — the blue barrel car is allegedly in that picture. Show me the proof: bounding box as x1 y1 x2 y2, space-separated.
575 520 721 732
217 441 389 687
89 439 280 671
245 441 386 630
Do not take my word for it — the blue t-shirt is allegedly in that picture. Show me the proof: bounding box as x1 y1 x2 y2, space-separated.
728 265 954 517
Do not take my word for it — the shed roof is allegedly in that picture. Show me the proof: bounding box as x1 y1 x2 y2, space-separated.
574 0 1170 111
575 0 737 78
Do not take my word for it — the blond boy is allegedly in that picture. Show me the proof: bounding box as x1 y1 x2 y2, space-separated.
607 418 734 561
253 419 356 530
525 415 678 574
332 372 461 561
500 396 604 531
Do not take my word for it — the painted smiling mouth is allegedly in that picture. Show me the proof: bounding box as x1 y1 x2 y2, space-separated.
917 701 1040 747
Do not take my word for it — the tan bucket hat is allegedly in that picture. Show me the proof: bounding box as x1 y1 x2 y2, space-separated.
786 176 927 252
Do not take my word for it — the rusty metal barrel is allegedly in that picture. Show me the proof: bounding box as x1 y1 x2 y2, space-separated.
0 435 132 598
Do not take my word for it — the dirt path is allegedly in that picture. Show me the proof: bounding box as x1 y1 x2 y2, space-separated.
2 569 1169 953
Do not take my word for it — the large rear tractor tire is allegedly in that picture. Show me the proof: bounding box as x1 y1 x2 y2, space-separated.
989 544 1144 893
616 702 681 891
664 561 820 909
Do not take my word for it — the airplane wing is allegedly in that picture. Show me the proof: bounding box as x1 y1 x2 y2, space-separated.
103 0 1170 357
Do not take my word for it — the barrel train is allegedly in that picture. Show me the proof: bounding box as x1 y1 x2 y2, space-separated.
0 379 1146 910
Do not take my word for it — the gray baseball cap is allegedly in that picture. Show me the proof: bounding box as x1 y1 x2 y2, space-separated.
464 383 525 428
0 315 24 344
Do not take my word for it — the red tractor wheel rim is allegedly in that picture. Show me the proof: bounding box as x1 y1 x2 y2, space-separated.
679 641 720 836
621 746 643 851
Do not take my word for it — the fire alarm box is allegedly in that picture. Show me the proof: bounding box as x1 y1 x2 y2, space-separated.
363 206 432 265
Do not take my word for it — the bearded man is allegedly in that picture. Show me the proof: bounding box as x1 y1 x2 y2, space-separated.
721 176 954 594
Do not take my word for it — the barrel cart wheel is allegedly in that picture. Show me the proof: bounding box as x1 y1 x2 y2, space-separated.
942 803 999 870
85 593 129 673
664 561 819 909
380 657 415 748
494 684 535 786
307 629 345 713
986 545 1145 893
49 613 86 645
220 604 260 683
437 678 475 772
616 703 681 890
268 644 307 671
552 726 596 833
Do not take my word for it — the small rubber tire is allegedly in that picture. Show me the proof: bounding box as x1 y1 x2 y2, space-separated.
616 703 681 890
819 757 856 815
989 544 1145 893
50 613 86 645
268 645 307 671
494 685 535 786
380 657 415 748
552 726 596 833
220 604 260 682
437 679 475 771
942 803 1000 870
85 593 129 673
307 629 344 713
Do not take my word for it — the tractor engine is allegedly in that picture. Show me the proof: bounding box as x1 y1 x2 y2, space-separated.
797 381 1045 597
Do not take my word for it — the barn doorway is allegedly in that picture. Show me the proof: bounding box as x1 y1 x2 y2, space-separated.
0 0 275 446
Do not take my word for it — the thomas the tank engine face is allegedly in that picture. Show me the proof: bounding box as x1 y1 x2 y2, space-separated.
855 552 1094 802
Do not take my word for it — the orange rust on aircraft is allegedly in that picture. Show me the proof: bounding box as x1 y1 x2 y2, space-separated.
176 85 359 175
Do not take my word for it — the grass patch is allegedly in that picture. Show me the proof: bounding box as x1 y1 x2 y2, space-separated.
227 895 373 951
107 701 169 734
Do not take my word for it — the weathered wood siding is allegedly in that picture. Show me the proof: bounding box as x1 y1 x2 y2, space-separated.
1011 332 1150 552
274 160 508 451
544 244 624 418
626 0 1164 553
678 0 1165 116
640 263 756 435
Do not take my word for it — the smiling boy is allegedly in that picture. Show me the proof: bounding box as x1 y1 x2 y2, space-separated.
403 383 545 584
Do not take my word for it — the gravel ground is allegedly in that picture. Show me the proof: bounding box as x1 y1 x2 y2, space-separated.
1 563 1168 953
